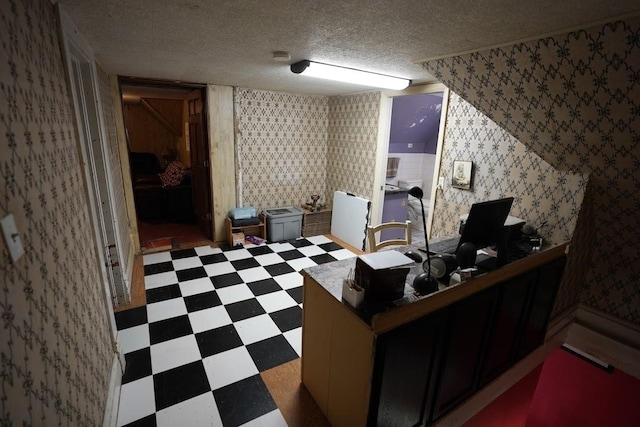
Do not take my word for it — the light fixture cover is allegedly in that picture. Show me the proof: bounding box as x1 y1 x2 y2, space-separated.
290 60 410 90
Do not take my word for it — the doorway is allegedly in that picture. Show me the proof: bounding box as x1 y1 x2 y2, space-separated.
120 80 213 251
376 84 450 241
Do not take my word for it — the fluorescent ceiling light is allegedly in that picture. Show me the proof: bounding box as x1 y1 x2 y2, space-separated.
291 60 410 90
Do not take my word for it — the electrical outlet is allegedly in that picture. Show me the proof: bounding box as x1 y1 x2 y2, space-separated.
1 214 25 262
438 176 445 189
408 143 413 148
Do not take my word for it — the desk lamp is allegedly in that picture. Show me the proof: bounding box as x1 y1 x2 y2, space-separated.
408 186 438 294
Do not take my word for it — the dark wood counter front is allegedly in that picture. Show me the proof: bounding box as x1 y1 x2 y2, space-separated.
301 244 568 427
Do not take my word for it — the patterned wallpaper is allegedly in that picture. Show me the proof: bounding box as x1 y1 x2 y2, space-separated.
430 92 588 247
327 91 381 201
422 18 640 324
0 0 114 425
234 88 329 211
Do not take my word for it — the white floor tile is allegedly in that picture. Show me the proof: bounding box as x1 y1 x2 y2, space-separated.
194 245 221 256
188 306 232 334
150 335 201 374
223 248 252 261
216 284 254 305
273 272 303 290
118 324 150 354
331 248 357 260
267 242 295 252
204 261 235 277
237 266 271 283
143 251 172 266
202 346 258 390
256 291 298 313
147 298 187 323
179 277 215 297
116 376 156 426
283 327 302 357
156 392 222 427
240 409 288 427
305 235 332 245
172 257 204 271
285 257 317 272
297 245 326 257
253 253 286 266
144 271 179 290
234 314 281 345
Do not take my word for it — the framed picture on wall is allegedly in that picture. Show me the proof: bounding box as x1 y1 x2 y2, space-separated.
452 160 473 190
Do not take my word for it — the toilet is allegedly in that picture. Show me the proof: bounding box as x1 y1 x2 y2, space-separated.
398 179 429 231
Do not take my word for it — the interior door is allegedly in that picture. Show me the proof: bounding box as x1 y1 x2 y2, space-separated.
187 89 213 239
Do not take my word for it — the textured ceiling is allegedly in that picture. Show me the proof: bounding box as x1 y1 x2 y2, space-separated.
59 0 640 96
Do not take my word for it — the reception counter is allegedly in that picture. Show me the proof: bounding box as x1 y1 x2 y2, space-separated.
301 244 568 427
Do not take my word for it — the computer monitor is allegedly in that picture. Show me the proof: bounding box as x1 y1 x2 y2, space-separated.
456 197 515 252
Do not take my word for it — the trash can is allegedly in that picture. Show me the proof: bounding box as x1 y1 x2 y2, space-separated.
263 206 303 242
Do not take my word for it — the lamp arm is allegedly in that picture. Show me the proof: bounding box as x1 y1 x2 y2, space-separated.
419 199 431 278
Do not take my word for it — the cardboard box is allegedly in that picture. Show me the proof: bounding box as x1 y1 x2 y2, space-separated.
232 232 245 247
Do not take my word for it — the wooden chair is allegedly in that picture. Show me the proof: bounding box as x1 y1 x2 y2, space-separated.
367 220 412 252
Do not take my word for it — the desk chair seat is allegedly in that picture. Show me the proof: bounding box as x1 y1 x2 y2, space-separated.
367 220 412 252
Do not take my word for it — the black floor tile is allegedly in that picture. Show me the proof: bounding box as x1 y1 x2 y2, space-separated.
149 315 193 345
286 286 303 304
247 246 274 256
269 306 302 333
210 272 243 288
310 253 338 265
225 299 266 322
153 361 210 411
277 249 305 261
122 414 156 427
196 324 243 358
230 257 260 270
246 335 298 372
115 306 148 331
318 241 343 252
213 374 277 427
176 266 208 282
184 291 222 312
288 238 313 248
122 347 152 384
170 248 198 259
247 278 282 296
264 262 296 277
200 253 227 265
146 284 182 304
144 261 174 276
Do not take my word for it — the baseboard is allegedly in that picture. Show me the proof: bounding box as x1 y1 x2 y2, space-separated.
565 304 640 378
433 314 571 427
102 352 123 427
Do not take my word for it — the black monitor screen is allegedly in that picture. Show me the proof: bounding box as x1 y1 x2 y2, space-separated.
457 197 514 251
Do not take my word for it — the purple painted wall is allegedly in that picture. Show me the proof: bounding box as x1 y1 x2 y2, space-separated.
389 92 443 154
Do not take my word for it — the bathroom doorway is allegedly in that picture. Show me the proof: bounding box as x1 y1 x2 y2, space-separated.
379 85 450 240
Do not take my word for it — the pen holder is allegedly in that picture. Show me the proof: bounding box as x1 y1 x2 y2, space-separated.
342 279 365 308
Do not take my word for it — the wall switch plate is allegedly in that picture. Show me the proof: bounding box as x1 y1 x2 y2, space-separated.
438 176 445 189
408 143 413 148
1 214 25 262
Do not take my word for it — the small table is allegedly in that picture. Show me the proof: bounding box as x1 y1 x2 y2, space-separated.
226 213 266 246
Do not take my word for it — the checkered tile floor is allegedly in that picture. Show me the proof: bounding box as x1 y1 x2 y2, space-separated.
114 235 357 426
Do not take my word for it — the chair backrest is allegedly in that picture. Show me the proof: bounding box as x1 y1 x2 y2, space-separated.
367 220 412 252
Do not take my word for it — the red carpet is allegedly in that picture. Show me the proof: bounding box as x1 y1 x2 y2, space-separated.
526 348 640 427
463 365 542 427
465 347 640 427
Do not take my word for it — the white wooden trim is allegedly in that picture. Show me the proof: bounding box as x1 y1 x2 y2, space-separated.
102 353 123 427
565 304 640 378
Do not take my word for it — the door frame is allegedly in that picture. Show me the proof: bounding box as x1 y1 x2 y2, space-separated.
117 78 214 246
374 84 450 238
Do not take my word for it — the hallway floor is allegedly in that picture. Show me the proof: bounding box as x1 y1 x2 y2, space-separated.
114 235 357 426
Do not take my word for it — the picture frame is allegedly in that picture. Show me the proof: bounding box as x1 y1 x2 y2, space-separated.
452 160 473 190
